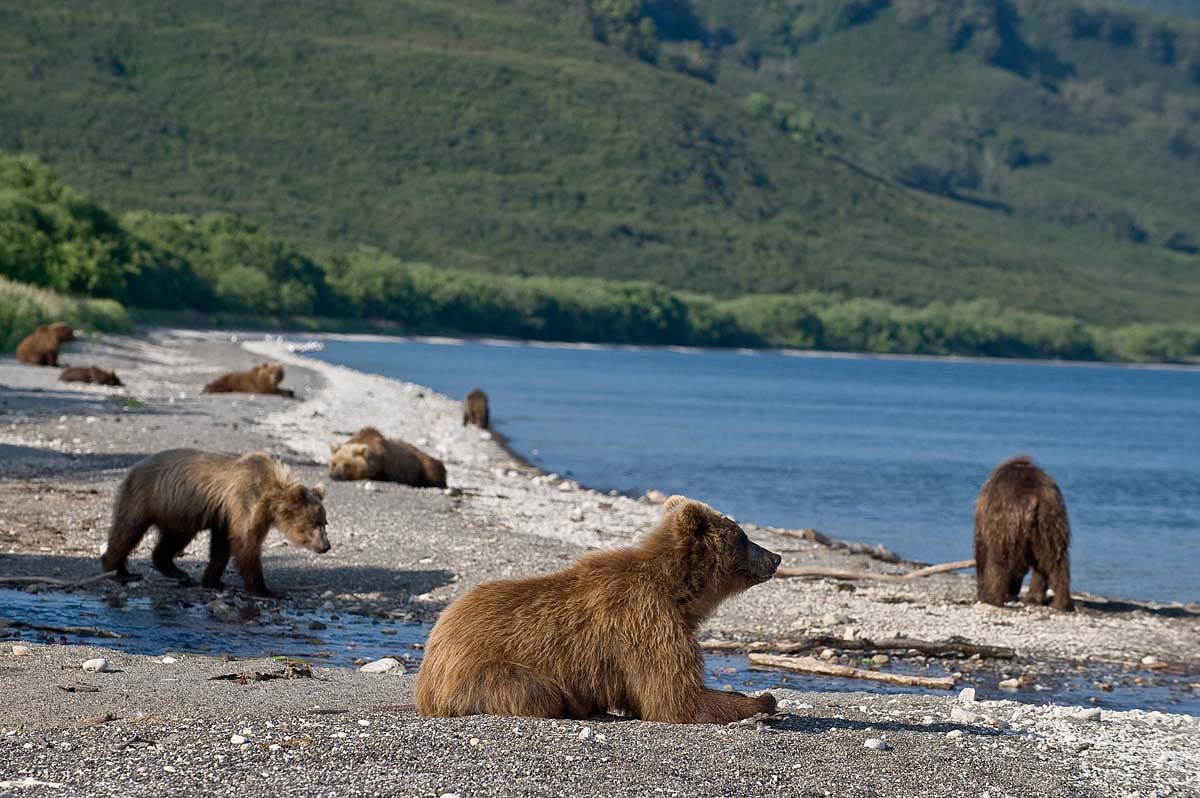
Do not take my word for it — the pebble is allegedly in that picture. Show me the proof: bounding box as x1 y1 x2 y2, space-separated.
1075 708 1102 722
81 658 108 673
359 657 405 674
443 487 463 497
569 508 584 522
11 645 31 656
957 687 976 703
950 706 979 724
578 727 593 741
998 677 1021 691
819 648 836 661
1141 655 1161 666
160 656 178 664
946 729 964 739
230 734 247 745
644 489 667 503
863 738 890 751
871 654 889 666
469 737 480 747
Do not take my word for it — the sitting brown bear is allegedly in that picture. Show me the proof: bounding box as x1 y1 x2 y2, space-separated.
463 388 489 429
100 449 330 597
16 322 75 366
60 366 123 386
974 455 1073 611
203 362 294 396
415 495 781 722
328 427 447 488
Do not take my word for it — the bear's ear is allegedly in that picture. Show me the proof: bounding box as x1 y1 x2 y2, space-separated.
667 497 710 537
311 483 325 499
330 443 341 454
287 484 308 503
350 444 369 457
663 494 688 512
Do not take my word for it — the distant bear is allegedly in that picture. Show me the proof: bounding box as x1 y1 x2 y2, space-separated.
328 427 447 488
15 322 75 366
60 366 123 386
101 449 330 597
415 495 781 723
463 388 490 429
202 362 293 396
974 455 1073 611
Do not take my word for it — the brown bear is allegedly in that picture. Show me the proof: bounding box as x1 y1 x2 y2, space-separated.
202 362 293 396
328 427 447 488
415 495 781 723
15 322 75 366
974 455 1073 611
100 449 330 597
463 388 490 429
60 366 123 386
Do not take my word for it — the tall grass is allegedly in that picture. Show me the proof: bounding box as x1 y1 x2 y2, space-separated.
0 276 130 352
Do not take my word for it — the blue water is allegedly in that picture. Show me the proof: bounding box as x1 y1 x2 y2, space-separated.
311 339 1200 604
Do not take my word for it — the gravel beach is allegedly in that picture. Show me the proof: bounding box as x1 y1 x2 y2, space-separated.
1 330 1197 797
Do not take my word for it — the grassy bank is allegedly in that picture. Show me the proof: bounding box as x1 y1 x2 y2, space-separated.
0 276 130 351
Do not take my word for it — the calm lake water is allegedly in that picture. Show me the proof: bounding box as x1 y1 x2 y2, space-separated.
311 339 1200 604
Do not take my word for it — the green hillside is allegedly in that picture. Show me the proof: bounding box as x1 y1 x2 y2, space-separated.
1 0 1199 326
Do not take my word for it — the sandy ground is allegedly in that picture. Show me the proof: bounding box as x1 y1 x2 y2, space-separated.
0 330 1197 797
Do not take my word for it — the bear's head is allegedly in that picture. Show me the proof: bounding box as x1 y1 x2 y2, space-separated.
273 482 330 553
48 322 75 342
257 362 284 388
97 368 122 386
648 495 781 613
328 442 373 481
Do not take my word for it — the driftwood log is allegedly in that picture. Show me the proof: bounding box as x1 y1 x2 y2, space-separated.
702 636 1015 660
748 653 958 690
774 559 976 583
0 572 118 589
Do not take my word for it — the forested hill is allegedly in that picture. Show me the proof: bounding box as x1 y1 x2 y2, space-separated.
1 0 1199 326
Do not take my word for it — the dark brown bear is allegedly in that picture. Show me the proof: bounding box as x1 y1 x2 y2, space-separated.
202 362 293 396
463 388 489 429
15 322 75 366
60 366 123 386
415 495 781 723
328 427 447 488
974 455 1073 611
101 449 330 597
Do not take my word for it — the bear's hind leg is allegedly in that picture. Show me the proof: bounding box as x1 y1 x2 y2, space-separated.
101 512 152 583
201 523 231 589
1047 566 1074 612
151 528 196 584
1024 569 1048 605
464 663 577 719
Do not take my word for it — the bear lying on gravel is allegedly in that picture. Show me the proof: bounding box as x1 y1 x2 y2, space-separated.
101 449 330 597
202 362 294 397
16 322 75 366
463 388 489 429
60 366 123 386
415 495 781 722
975 455 1073 611
329 427 447 488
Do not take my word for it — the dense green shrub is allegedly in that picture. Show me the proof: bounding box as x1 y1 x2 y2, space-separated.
0 275 130 351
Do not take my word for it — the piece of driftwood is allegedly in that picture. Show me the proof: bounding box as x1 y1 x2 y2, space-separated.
0 571 119 589
775 559 976 582
748 653 958 690
3 620 124 639
703 636 1015 660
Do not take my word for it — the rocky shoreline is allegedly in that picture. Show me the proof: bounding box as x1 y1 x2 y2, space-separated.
1 330 1197 796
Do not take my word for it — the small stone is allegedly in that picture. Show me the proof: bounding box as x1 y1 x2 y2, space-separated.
362 481 376 492
821 613 848 627
998 678 1021 691
578 727 593 741
1076 708 1102 722
230 734 247 745
863 738 889 751
950 706 978 724
160 656 178 664
819 648 836 661
81 658 108 673
842 626 860 641
1141 655 1161 666
569 508 584 522
443 487 463 497
359 657 404 674
946 729 964 739
871 654 889 666
11 645 31 656
558 481 575 492
957 687 976 703
468 737 480 747
644 489 667 504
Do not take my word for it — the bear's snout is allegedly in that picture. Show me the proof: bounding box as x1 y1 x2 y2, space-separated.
748 542 782 581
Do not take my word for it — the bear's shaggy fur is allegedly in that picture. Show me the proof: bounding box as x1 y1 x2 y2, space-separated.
463 388 490 429
328 427 447 488
202 362 293 396
415 495 781 723
101 449 330 597
60 366 123 386
974 455 1073 611
16 322 75 366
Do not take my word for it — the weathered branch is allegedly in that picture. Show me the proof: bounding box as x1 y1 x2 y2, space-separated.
0 571 118 589
748 653 958 690
702 636 1014 659
774 559 975 582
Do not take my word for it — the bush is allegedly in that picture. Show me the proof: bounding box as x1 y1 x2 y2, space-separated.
0 275 130 351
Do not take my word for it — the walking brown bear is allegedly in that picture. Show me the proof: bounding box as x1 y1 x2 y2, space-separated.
60 366 123 386
974 455 1073 611
463 388 489 429
415 495 781 723
101 449 330 597
16 322 75 366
